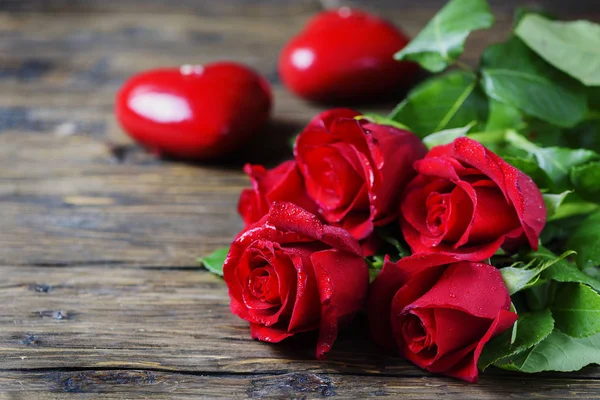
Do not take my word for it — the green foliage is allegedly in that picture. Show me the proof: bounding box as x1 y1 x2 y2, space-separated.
395 0 494 72
388 0 600 377
481 37 587 128
516 15 600 86
390 70 488 137
198 247 229 277
479 309 554 370
422 123 475 149
567 211 600 270
494 330 600 372
571 161 600 201
551 283 600 338
500 251 574 295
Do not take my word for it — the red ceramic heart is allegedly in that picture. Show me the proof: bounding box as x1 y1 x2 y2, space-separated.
115 62 272 160
278 8 418 103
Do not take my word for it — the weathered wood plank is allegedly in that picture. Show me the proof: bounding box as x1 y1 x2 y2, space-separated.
0 265 430 375
0 265 599 380
1 370 600 399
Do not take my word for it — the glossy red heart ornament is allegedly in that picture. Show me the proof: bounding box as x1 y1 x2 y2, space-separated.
279 8 418 103
116 62 272 160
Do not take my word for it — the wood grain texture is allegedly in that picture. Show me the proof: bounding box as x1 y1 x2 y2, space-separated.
2 370 600 399
1 0 600 397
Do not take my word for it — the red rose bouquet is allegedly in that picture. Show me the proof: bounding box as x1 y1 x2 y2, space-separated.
200 0 600 384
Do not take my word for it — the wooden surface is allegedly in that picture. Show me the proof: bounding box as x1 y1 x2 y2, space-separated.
1 0 599 398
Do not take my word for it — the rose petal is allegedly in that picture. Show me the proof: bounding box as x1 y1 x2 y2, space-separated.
238 188 263 226
451 137 546 250
306 108 360 131
408 262 512 319
369 253 460 349
285 246 321 332
250 323 295 343
311 249 369 359
238 161 317 227
429 308 490 358
467 186 521 245
363 123 427 224
401 217 508 260
428 308 517 383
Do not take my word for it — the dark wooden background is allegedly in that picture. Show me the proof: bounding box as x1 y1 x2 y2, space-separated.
0 0 599 398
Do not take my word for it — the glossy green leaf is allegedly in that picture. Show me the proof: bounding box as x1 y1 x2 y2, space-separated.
395 0 494 72
516 14 600 86
198 247 229 277
500 251 574 295
494 329 600 372
543 191 572 220
567 211 600 270
479 309 554 371
549 200 598 221
357 114 411 131
390 70 487 137
481 37 587 127
422 122 475 149
589 87 600 111
505 130 599 190
571 161 600 202
551 283 600 338
485 99 525 131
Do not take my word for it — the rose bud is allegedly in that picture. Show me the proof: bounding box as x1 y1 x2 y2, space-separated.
295 108 427 251
237 161 318 227
400 137 546 260
224 202 369 359
368 253 518 383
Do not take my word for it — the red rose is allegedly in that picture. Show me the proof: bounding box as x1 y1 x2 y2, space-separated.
295 108 427 244
368 253 517 383
400 137 546 260
224 202 369 359
238 160 317 226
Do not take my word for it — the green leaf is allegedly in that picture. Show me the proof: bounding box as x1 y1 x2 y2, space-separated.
566 119 600 154
485 99 525 131
571 161 600 202
522 118 567 148
567 211 600 270
394 0 494 72
505 130 599 190
494 329 600 372
479 309 554 371
367 255 386 283
540 251 600 292
543 191 572 220
422 122 475 149
516 14 600 87
500 251 574 295
390 70 488 137
514 7 556 28
481 37 587 127
548 200 598 221
357 114 411 131
198 247 229 277
551 283 600 338
589 87 600 111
